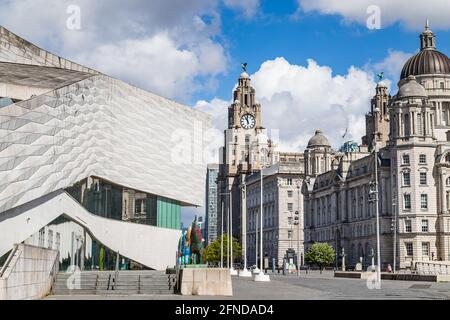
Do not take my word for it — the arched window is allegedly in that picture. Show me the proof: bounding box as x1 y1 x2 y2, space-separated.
445 154 450 163
446 177 450 186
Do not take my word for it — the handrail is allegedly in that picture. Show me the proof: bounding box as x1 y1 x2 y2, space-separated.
107 274 112 290
0 244 19 278
415 261 450 275
175 266 180 293
94 274 99 290
113 251 120 290
49 251 59 291
138 274 141 294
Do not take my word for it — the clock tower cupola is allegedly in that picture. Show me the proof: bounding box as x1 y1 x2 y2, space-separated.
228 68 262 131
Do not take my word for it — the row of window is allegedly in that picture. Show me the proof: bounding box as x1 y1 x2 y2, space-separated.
401 171 428 186
402 154 427 165
405 242 430 257
403 194 428 210
38 228 61 251
404 219 429 233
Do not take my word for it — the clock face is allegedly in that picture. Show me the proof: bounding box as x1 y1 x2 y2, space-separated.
241 114 255 129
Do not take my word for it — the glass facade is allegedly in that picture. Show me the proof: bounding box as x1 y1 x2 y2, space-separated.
157 197 181 230
66 177 181 230
18 177 183 271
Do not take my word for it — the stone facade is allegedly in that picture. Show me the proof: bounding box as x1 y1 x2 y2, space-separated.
245 157 304 268
303 25 450 270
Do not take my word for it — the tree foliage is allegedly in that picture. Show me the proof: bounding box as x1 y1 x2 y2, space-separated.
305 243 335 272
204 234 241 265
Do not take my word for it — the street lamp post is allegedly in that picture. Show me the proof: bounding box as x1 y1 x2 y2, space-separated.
219 192 232 271
372 110 382 288
254 165 270 282
221 199 224 268
296 182 301 276
254 211 259 273
239 181 251 277
289 211 294 249
392 195 397 273
229 190 237 275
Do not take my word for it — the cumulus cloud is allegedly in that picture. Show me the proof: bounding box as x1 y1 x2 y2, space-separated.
297 0 450 30
223 0 260 18
196 57 377 154
0 0 227 100
369 49 413 92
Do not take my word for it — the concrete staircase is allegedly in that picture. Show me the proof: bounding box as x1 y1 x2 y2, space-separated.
51 271 177 296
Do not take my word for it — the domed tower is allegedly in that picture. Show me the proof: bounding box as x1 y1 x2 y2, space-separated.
400 21 450 141
390 75 435 144
304 129 333 177
390 74 439 267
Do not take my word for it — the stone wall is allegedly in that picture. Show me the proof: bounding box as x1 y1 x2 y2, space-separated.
179 268 232 296
0 244 58 300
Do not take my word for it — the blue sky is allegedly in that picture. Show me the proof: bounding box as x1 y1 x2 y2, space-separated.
205 0 450 104
2 0 450 225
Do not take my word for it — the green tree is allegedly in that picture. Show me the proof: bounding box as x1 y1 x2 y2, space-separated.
204 234 242 266
305 243 335 273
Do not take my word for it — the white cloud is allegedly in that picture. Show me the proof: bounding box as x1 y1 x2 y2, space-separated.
194 98 228 164
223 0 260 18
0 0 227 101
76 34 226 100
372 49 412 81
196 57 377 153
298 0 450 30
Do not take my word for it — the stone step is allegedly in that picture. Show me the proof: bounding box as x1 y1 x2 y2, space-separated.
51 271 177 296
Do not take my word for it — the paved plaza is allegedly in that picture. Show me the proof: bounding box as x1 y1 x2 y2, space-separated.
45 271 450 300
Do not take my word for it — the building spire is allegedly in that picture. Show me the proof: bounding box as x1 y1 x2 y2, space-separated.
420 19 436 50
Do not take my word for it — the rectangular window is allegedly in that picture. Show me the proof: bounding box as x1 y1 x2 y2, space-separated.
404 194 411 210
47 230 53 249
402 155 410 165
287 178 293 186
287 203 293 211
422 242 429 256
419 154 426 164
405 243 413 256
38 228 45 247
421 219 429 232
55 233 61 252
421 194 428 209
420 172 427 185
403 172 411 186
287 190 293 198
405 220 412 233
417 114 424 135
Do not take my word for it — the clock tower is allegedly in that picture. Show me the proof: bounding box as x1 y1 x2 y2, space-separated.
218 68 277 257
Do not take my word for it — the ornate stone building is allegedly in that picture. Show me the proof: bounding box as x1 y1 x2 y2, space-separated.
303 23 450 270
245 153 305 268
